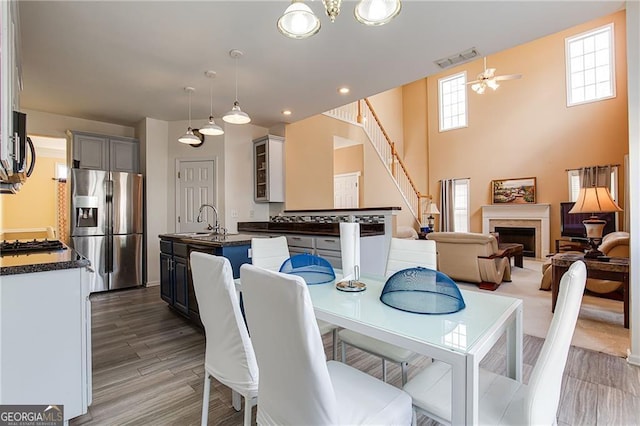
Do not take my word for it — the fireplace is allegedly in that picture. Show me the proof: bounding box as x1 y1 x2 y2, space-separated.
481 204 550 258
495 226 535 257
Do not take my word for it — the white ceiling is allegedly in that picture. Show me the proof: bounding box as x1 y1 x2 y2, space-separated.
18 1 624 130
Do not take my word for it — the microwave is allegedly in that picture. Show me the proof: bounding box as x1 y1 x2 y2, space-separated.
0 111 36 193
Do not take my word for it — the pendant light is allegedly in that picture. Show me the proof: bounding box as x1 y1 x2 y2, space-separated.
178 87 201 145
199 70 224 136
222 50 251 125
354 0 402 26
277 0 321 39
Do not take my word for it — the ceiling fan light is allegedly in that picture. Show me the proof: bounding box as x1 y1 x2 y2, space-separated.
199 117 224 136
487 79 500 90
178 127 201 145
223 102 251 124
278 1 321 39
471 82 485 94
354 0 401 26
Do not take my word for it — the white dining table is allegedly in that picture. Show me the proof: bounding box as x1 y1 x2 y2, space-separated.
307 272 523 426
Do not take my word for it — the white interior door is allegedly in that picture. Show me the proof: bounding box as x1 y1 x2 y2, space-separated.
176 160 215 232
334 172 360 209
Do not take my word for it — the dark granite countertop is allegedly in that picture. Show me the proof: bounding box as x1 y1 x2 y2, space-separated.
237 222 384 237
0 245 91 276
283 207 400 213
159 233 253 246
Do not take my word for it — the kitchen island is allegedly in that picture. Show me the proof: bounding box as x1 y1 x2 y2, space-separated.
0 244 92 423
158 233 253 325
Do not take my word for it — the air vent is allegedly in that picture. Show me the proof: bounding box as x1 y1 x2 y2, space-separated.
434 47 480 69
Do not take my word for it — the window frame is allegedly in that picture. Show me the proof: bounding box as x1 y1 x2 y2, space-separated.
565 23 616 107
438 71 468 132
453 178 470 232
567 167 618 202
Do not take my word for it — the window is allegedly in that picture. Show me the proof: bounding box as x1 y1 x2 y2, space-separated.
438 72 467 131
453 178 470 232
567 167 618 201
565 23 615 106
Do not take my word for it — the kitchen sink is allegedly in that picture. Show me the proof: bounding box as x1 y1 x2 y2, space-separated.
174 232 215 237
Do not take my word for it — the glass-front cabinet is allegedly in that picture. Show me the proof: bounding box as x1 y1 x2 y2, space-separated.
253 135 284 202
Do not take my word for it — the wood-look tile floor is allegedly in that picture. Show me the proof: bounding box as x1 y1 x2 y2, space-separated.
71 286 640 426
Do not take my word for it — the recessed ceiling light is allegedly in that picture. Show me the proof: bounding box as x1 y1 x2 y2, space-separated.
338 87 350 94
282 109 292 116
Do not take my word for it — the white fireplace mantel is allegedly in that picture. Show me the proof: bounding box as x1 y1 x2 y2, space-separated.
482 204 550 258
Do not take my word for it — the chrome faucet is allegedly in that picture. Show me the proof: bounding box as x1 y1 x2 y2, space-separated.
197 204 220 234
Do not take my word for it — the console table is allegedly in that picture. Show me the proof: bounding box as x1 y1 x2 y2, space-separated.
551 253 630 328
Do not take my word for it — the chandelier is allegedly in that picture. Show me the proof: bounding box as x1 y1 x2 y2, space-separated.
278 0 402 40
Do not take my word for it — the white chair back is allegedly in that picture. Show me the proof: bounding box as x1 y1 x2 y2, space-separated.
190 252 259 395
251 236 290 271
385 238 438 278
525 260 587 425
240 264 338 425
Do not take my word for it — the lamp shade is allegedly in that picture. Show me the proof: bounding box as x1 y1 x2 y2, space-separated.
277 0 321 39
199 117 224 136
569 186 622 214
222 102 251 125
178 127 201 145
354 0 402 26
426 203 440 215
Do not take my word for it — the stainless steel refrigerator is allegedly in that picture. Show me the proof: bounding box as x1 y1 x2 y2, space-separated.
70 168 143 293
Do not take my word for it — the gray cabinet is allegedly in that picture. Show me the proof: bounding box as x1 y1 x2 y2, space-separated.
69 131 139 173
286 234 342 269
253 135 284 202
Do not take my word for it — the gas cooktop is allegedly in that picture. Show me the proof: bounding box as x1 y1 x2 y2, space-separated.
0 239 66 254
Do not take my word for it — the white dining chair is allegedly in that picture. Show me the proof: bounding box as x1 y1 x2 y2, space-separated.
250 236 339 360
240 264 413 425
403 260 587 425
190 252 259 426
339 238 438 385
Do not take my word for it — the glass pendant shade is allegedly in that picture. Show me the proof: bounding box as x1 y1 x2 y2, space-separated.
354 0 401 26
200 116 224 135
223 101 251 124
278 1 321 39
178 127 201 145
486 79 500 90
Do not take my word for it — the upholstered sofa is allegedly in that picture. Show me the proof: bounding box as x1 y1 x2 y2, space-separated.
540 231 629 293
426 232 511 290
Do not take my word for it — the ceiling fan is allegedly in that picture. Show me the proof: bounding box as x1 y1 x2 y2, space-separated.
468 57 522 94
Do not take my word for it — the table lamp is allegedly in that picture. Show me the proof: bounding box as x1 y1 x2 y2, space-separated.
568 186 622 259
425 202 440 232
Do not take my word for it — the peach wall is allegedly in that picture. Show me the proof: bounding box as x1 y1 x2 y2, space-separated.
402 79 429 195
1 156 60 231
334 144 364 174
285 114 415 226
426 10 628 250
368 88 405 155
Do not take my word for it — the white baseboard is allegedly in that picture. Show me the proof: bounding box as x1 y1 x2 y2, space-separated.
146 280 160 287
627 349 640 366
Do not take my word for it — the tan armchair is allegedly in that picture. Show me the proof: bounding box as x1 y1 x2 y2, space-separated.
426 232 511 290
540 231 630 293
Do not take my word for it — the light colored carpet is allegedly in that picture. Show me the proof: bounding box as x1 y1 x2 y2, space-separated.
456 259 630 358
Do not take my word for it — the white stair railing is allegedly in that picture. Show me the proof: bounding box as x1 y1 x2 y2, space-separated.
325 100 422 222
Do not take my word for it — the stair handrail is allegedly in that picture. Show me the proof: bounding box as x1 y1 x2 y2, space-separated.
325 99 429 225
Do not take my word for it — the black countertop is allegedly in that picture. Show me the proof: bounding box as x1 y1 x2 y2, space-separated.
159 233 254 246
237 222 384 237
283 207 400 213
0 245 91 276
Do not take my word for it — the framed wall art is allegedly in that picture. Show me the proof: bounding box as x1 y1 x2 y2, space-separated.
491 177 536 204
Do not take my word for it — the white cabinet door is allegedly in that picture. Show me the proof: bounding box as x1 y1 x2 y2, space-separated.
0 267 91 422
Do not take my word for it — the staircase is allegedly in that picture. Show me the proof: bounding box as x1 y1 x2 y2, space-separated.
325 99 429 225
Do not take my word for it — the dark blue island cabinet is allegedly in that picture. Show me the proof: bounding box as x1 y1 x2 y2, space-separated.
159 235 251 326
